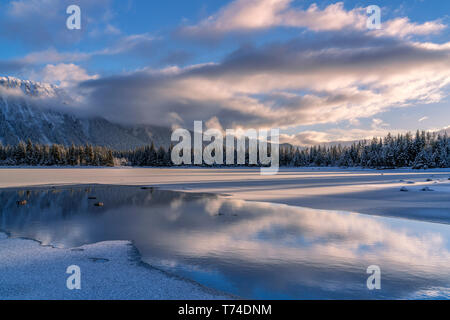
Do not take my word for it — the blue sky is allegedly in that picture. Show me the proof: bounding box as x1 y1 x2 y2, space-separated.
0 0 449 145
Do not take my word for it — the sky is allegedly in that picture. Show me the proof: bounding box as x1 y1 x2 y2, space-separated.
0 0 449 145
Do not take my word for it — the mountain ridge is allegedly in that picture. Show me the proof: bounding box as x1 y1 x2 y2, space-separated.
0 76 172 150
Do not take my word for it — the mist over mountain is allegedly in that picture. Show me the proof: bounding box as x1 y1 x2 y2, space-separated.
0 76 172 150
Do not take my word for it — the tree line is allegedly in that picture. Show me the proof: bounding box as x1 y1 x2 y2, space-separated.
287 131 450 169
121 130 450 169
0 140 115 166
1 130 449 169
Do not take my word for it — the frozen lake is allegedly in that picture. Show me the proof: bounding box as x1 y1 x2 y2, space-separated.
1 185 450 299
1 167 450 224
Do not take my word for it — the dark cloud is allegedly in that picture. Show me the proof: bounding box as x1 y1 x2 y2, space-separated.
77 71 264 127
185 34 449 79
71 33 450 130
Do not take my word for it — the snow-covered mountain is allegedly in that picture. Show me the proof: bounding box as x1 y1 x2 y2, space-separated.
437 127 450 136
0 76 172 149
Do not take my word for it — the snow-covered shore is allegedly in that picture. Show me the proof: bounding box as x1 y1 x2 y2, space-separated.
0 232 230 300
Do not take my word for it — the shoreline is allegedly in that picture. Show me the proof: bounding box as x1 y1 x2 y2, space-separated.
0 231 233 300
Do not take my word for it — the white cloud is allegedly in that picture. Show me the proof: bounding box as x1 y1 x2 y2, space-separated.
38 63 99 88
280 124 394 146
180 0 446 39
377 17 446 38
371 118 388 129
23 49 91 65
180 1 363 36
2 32 156 71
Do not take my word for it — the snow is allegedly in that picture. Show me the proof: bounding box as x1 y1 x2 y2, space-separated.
0 76 59 98
0 232 230 300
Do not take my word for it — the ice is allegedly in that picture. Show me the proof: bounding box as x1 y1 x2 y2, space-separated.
1 167 449 223
0 232 229 300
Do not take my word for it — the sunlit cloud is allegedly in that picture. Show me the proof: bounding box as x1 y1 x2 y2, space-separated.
76 34 450 133
179 0 446 40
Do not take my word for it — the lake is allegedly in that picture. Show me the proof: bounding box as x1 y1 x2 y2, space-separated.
1 185 449 299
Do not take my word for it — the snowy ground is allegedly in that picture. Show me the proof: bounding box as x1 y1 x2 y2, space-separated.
1 167 450 223
0 232 229 300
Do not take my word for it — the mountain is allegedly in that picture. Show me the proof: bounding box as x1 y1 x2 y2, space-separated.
307 128 450 149
0 76 172 150
436 127 450 136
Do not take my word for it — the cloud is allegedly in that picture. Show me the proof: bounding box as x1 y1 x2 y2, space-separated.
179 1 361 37
23 33 156 63
371 118 388 129
23 48 91 65
75 33 450 131
0 32 156 76
280 122 450 146
378 17 446 38
178 0 446 40
0 75 76 114
281 128 385 146
0 49 90 75
36 63 99 88
280 118 394 146
98 33 157 57
418 116 429 122
1 0 448 144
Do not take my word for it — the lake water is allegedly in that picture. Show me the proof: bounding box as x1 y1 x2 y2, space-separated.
1 185 450 299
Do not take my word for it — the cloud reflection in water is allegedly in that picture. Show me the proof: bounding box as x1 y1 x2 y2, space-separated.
0 185 449 299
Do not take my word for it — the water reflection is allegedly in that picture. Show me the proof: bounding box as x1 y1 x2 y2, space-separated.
1 185 449 299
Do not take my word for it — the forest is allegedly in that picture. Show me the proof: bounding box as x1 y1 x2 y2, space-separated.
1 130 449 169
